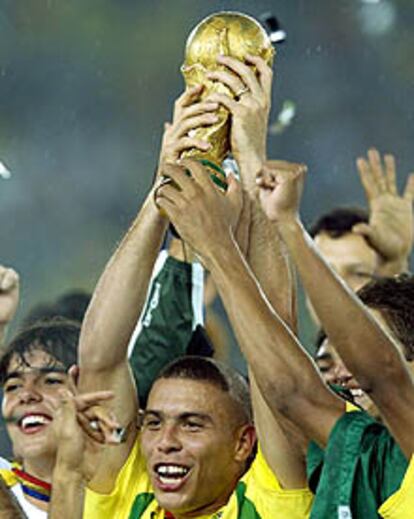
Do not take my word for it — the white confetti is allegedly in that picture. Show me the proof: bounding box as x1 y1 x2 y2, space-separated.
0 161 11 179
269 100 297 135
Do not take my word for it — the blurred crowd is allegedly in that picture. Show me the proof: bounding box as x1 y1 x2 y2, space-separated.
1 12 414 519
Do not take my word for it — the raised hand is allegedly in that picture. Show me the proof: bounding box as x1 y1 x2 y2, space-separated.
206 55 273 189
66 366 121 446
256 160 307 223
355 148 414 266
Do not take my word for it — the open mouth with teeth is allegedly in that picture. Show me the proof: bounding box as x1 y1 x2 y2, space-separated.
153 463 191 492
18 414 52 435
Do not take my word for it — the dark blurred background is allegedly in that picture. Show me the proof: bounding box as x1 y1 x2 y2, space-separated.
0 0 413 358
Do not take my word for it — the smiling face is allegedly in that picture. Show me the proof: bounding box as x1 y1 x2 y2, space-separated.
2 349 72 461
141 377 255 517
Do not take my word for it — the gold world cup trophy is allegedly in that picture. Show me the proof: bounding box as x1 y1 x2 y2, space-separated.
180 11 274 184
159 12 274 231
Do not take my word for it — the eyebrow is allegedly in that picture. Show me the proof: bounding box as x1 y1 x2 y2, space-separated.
4 367 67 383
143 410 213 423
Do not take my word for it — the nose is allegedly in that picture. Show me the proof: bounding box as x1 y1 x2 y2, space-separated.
19 381 42 405
156 424 182 454
333 361 353 387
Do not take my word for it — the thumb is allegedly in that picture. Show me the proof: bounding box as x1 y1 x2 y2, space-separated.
352 223 373 238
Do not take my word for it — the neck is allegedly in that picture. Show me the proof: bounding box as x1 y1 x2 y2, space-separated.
169 476 240 519
13 455 55 512
22 454 55 484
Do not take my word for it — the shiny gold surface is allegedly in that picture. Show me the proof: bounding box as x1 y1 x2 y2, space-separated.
181 12 274 165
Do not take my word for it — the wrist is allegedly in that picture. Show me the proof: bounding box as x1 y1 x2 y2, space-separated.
237 154 265 193
275 215 302 235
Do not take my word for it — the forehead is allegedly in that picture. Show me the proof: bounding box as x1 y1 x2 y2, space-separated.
147 378 233 420
314 232 378 269
6 349 64 376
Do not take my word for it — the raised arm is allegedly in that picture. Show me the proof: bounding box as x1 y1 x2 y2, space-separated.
207 58 308 486
78 186 168 490
156 160 344 452
258 163 414 457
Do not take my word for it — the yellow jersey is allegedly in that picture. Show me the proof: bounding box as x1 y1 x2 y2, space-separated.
378 455 414 518
84 439 312 519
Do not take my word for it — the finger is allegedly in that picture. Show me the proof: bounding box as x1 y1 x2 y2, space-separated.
245 54 273 96
175 101 219 123
403 173 414 201
156 196 180 222
175 112 219 138
77 412 105 444
206 69 247 98
55 392 79 435
256 169 276 189
367 148 386 193
164 137 211 159
384 154 397 195
0 268 19 292
83 405 120 430
179 159 214 191
216 55 262 98
352 223 373 239
356 157 378 199
175 85 204 110
265 160 307 176
74 391 114 412
206 92 241 115
161 163 195 194
156 183 184 208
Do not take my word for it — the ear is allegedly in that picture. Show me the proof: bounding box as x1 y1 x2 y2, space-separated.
233 424 257 463
67 364 79 393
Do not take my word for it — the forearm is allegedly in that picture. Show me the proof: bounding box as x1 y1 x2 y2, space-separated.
278 218 410 392
205 237 341 444
50 465 85 519
250 372 308 489
80 190 168 370
247 200 295 327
